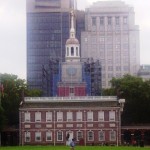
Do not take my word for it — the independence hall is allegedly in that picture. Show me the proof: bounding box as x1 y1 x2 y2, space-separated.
19 96 125 146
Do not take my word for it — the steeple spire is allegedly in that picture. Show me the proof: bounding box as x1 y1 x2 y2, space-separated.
70 10 75 38
65 9 80 62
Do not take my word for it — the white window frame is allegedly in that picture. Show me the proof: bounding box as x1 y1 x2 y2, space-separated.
99 131 105 141
87 111 93 121
88 131 94 141
109 130 116 141
57 131 63 141
25 112 30 122
98 111 104 121
109 111 115 121
76 111 82 121
46 131 52 141
46 112 52 122
35 131 41 142
35 112 41 122
67 112 73 122
57 112 63 122
25 131 31 142
77 131 83 141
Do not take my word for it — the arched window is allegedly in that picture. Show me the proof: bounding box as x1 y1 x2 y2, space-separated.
71 47 74 56
67 47 69 56
76 47 78 56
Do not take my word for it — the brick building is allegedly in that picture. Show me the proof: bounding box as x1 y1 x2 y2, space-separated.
19 96 125 145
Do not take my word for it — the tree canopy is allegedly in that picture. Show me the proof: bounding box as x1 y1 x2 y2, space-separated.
0 73 42 130
103 74 150 125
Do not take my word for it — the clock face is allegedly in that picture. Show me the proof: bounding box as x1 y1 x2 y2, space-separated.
67 67 77 76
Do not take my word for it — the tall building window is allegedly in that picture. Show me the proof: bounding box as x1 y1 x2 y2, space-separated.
77 131 83 141
99 131 105 141
71 47 74 56
100 37 105 43
88 131 94 141
46 112 52 122
76 111 82 121
46 131 52 141
115 17 120 25
57 112 63 122
123 17 128 24
92 17 96 26
35 112 41 122
108 17 112 25
25 112 30 122
109 111 115 121
25 131 31 142
87 111 93 121
110 130 116 141
35 131 41 142
98 111 104 121
67 112 73 121
57 131 63 141
100 17 104 25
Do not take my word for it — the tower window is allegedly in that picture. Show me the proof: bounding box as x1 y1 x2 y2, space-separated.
67 47 69 56
76 47 78 56
71 47 74 56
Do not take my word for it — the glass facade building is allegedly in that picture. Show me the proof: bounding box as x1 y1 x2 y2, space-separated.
26 0 85 95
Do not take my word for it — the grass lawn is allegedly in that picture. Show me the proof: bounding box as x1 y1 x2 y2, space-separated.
0 146 149 150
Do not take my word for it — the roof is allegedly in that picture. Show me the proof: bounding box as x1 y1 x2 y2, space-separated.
66 38 79 45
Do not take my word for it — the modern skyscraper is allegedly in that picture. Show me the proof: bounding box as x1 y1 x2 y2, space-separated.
26 0 85 94
81 1 140 88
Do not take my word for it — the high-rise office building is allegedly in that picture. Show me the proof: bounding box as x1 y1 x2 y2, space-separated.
81 1 140 88
26 0 85 94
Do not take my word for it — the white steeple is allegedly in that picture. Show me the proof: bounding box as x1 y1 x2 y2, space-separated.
65 9 80 62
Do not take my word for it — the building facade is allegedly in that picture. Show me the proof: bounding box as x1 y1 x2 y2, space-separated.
138 65 150 81
19 96 125 146
26 0 85 94
81 1 140 88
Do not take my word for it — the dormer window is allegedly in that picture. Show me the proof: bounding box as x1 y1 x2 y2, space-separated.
71 47 74 56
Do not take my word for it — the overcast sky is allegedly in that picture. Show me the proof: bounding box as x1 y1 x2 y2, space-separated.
0 0 150 79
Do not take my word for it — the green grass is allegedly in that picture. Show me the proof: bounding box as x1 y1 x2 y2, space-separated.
0 146 149 150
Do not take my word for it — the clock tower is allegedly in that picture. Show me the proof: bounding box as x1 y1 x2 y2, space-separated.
57 10 86 97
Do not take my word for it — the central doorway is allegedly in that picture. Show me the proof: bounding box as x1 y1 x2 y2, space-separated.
66 131 73 146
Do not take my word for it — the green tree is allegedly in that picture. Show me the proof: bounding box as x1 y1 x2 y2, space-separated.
103 74 150 125
0 73 42 129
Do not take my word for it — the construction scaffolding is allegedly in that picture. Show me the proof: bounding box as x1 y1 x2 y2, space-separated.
82 58 102 96
42 57 102 97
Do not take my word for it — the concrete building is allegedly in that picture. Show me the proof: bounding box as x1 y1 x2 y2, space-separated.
81 1 140 88
26 0 85 95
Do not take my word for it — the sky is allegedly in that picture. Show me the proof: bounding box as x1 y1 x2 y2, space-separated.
0 0 150 79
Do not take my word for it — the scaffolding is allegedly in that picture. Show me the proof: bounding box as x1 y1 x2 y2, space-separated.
42 57 102 96
82 58 102 96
